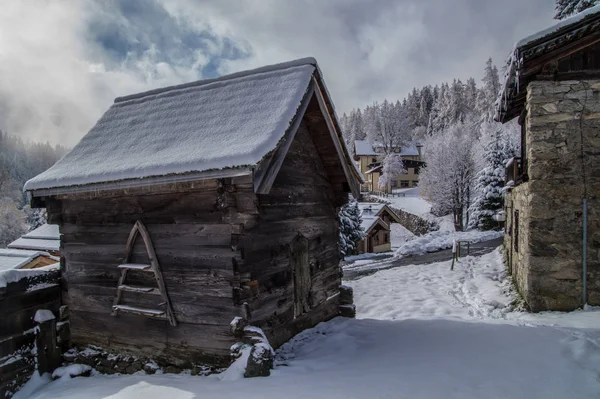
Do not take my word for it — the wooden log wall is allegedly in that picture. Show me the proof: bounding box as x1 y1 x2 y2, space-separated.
44 95 348 364
51 177 259 367
0 269 61 397
242 120 343 348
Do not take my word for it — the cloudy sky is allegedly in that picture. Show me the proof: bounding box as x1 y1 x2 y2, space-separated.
0 0 555 146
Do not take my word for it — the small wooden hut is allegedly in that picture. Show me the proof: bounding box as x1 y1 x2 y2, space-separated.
356 203 401 253
24 58 362 367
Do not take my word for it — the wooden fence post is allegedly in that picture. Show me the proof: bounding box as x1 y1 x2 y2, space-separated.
34 310 61 375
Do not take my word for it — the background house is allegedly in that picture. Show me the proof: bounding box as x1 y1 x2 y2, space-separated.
356 203 401 253
8 224 60 256
496 7 600 311
24 58 361 367
0 249 58 271
354 140 424 193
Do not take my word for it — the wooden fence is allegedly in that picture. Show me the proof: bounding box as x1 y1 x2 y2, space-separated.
0 267 66 397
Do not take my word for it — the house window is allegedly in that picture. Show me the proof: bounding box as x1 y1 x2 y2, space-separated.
372 158 377 163
400 180 409 188
513 210 519 253
384 233 388 242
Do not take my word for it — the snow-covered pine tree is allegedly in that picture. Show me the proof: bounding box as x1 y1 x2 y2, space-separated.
0 197 27 247
23 205 47 231
476 58 501 123
470 126 508 230
555 0 598 19
338 201 365 257
378 154 407 192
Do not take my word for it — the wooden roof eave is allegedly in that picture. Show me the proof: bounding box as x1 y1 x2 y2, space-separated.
311 74 364 197
377 205 402 224
497 15 600 123
364 217 390 235
311 68 365 187
28 168 254 199
253 81 316 195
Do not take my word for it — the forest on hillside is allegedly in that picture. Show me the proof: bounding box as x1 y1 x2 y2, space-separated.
0 131 68 246
339 58 520 231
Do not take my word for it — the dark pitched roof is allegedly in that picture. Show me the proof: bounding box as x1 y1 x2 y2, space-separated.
496 5 600 123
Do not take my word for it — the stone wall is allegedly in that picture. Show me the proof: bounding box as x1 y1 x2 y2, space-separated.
362 195 435 236
505 79 600 311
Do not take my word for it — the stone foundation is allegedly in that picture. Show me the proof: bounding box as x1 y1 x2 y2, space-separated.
505 79 600 311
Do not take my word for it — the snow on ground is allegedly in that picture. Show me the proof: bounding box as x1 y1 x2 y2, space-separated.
396 229 503 257
19 248 600 399
390 223 415 250
349 248 514 321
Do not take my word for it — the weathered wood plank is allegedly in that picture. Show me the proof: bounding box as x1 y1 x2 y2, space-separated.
67 284 235 326
69 311 236 366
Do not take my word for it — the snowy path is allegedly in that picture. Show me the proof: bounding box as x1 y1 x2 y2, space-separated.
343 237 503 280
348 248 513 320
18 248 600 399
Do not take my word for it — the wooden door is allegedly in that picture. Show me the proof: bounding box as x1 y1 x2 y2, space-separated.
291 234 311 318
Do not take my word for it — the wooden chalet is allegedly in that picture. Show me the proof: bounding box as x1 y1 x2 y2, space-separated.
24 58 362 367
356 203 401 253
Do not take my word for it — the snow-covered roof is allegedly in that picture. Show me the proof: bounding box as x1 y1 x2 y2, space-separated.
358 203 392 233
517 5 600 49
358 202 401 225
7 224 60 252
399 145 420 157
22 224 59 240
0 249 56 271
25 58 318 192
356 140 420 157
365 165 382 175
354 140 378 156
496 5 600 122
360 215 389 234
358 203 385 215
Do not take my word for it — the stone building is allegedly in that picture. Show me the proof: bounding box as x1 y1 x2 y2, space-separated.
496 7 600 311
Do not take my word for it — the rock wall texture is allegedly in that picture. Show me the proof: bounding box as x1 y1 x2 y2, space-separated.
362 195 434 236
505 79 600 311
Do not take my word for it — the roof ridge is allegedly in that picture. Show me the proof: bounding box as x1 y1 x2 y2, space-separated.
114 57 317 104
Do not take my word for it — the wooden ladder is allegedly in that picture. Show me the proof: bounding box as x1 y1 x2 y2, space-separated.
111 220 177 326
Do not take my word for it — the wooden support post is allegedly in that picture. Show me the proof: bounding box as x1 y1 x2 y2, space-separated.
450 240 457 271
34 310 61 376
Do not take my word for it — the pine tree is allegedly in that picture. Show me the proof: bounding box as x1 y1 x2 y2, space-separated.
23 205 47 231
555 0 598 19
476 58 501 123
0 197 27 247
338 201 365 257
470 125 517 230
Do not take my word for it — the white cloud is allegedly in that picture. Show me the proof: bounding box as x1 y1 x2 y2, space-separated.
0 0 556 145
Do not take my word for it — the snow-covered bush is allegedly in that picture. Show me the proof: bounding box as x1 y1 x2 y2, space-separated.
339 201 365 257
